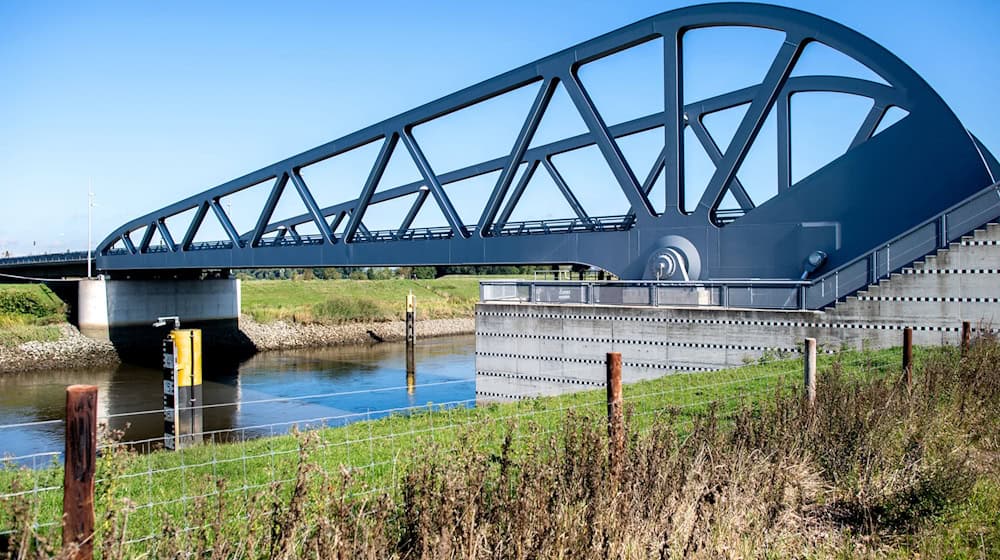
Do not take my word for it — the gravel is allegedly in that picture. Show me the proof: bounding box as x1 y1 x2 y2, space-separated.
0 316 476 374
0 324 120 374
239 314 475 351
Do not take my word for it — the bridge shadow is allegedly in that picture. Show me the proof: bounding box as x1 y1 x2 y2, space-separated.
108 319 257 373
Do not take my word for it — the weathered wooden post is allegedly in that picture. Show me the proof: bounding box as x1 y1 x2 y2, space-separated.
902 327 913 391
804 338 817 407
606 352 624 473
63 385 97 560
961 320 972 356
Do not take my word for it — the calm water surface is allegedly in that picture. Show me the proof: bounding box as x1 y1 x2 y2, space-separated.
0 335 475 463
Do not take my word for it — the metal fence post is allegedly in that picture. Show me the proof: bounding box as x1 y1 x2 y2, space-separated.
606 352 624 473
961 320 971 356
804 338 817 407
63 385 97 560
902 327 913 391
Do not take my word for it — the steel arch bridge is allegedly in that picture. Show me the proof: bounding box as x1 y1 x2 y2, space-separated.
97 2 997 284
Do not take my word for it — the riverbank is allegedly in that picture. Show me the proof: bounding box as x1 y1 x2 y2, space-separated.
0 315 476 374
4 342 998 558
0 278 480 373
0 323 120 374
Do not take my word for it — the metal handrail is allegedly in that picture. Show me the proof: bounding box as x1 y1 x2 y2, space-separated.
480 180 1000 311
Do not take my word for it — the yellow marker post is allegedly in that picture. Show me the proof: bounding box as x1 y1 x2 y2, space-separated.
405 291 416 393
163 329 203 450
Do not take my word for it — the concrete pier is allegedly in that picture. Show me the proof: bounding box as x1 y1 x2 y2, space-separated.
78 277 241 338
77 277 248 367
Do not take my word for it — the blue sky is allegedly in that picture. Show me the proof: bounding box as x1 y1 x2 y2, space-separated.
0 0 997 255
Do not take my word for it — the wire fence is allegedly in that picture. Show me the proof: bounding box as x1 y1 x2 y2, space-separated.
0 337 921 557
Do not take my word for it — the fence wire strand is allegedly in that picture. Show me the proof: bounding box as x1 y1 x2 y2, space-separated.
0 343 918 552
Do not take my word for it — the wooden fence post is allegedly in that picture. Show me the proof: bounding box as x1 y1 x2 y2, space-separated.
63 385 97 560
902 327 913 391
606 352 624 473
804 338 817 407
961 320 971 356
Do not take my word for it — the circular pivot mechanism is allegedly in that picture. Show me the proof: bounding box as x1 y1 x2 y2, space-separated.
645 236 701 281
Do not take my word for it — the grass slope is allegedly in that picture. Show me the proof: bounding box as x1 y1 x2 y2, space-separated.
9 344 990 558
0 284 66 347
240 277 482 324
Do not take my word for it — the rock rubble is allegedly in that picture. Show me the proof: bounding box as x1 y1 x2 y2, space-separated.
0 316 476 374
0 324 120 374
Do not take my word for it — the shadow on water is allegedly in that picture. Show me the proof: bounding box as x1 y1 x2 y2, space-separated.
0 335 475 464
108 319 257 372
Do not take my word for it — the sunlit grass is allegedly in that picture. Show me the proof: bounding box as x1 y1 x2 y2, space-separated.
240 277 481 324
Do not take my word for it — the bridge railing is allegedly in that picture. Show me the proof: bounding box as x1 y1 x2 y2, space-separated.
481 180 1000 311
102 215 634 256
0 251 90 267
480 280 812 311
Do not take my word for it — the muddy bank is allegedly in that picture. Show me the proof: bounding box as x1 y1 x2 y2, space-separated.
0 316 476 374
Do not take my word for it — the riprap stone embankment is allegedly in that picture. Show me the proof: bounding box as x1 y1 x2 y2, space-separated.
0 316 475 374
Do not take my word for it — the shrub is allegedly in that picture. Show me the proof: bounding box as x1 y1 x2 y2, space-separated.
0 286 65 320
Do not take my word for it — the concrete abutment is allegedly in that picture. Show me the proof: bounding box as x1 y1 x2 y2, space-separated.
476 224 1000 401
77 277 251 368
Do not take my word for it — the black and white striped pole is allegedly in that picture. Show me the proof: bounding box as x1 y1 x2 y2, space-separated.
156 316 203 450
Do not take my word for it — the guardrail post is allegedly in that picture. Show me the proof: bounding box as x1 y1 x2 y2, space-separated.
902 327 913 391
63 385 97 560
606 352 624 475
804 338 817 407
961 320 971 356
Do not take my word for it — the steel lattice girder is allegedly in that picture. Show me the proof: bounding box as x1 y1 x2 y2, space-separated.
97 2 997 281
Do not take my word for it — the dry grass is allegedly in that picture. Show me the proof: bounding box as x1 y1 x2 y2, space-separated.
3 336 999 558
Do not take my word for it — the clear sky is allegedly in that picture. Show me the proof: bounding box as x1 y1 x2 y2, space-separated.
1 0 997 256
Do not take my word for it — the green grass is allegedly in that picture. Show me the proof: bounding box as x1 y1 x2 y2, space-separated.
0 284 66 347
240 276 482 324
4 338 996 558
893 478 1000 559
0 346 907 548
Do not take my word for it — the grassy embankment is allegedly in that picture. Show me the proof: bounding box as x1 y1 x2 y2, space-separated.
0 285 66 347
240 277 483 324
0 276 484 346
3 340 998 558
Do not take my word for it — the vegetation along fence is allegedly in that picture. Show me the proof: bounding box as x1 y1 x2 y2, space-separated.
0 319 993 558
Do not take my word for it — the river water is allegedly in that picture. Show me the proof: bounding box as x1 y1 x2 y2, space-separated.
0 335 476 463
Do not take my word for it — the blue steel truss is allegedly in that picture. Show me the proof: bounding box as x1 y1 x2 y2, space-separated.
97 2 997 282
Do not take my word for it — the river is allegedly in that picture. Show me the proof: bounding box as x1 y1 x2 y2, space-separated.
0 335 476 464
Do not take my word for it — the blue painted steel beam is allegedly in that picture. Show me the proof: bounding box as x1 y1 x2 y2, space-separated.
96 2 996 288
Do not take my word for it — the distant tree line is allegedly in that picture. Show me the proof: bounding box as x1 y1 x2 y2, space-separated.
235 265 543 281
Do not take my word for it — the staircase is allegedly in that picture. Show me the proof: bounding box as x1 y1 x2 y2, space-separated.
827 222 1000 340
